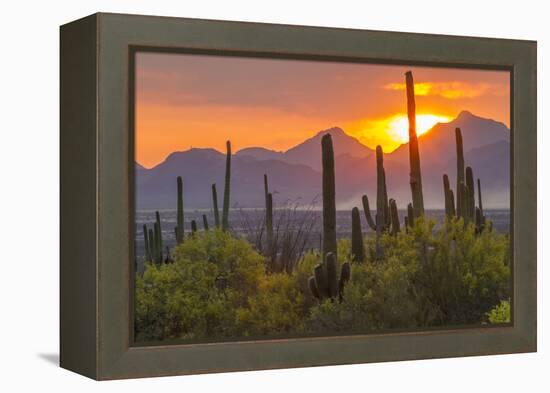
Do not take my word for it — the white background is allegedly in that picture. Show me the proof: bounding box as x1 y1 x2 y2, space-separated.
0 0 546 390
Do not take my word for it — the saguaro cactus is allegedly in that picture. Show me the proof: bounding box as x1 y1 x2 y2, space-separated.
143 224 150 262
405 71 425 218
466 167 475 222
309 252 351 302
211 183 220 228
264 174 274 257
202 214 209 231
373 146 389 259
321 134 337 259
351 207 364 262
477 178 486 228
191 220 197 235
222 140 231 231
154 211 163 264
148 228 154 263
176 176 184 244
455 128 465 218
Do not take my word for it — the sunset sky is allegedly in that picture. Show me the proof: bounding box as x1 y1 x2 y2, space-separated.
135 52 510 168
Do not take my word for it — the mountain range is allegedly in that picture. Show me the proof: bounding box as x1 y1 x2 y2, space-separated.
136 111 510 210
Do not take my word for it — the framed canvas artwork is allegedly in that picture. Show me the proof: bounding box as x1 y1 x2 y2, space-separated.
60 13 536 379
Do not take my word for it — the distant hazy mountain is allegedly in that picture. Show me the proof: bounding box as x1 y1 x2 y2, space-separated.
136 112 510 210
235 127 373 171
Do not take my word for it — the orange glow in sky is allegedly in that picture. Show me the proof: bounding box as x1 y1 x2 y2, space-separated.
135 52 510 167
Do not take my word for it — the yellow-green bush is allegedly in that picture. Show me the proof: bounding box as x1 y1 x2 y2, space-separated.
135 219 511 342
306 218 511 332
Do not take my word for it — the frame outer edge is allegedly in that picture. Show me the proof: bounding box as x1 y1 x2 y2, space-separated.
60 13 99 379
92 13 537 379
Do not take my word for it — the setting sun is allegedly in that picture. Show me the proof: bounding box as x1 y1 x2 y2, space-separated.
387 114 451 144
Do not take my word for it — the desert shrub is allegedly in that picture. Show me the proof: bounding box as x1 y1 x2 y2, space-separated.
306 218 510 332
486 299 511 324
135 230 265 342
136 219 511 342
235 273 306 336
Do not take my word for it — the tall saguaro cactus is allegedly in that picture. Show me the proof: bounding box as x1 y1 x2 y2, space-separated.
211 183 220 228
375 145 386 259
176 176 184 244
321 134 337 259
264 174 274 257
351 207 364 262
455 128 465 218
405 71 425 218
222 140 231 231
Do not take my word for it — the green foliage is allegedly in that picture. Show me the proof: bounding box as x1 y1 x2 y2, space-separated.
486 300 511 324
235 273 306 336
136 218 510 342
135 230 265 342
306 218 510 331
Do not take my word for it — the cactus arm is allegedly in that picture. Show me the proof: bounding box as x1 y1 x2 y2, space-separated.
321 134 337 259
221 140 232 231
338 262 351 302
308 276 320 299
361 195 376 231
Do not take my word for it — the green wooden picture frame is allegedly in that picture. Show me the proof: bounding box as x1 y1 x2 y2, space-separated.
60 12 536 380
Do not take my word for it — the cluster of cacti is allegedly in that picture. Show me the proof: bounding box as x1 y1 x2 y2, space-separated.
143 211 164 264
308 252 351 302
442 127 487 233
